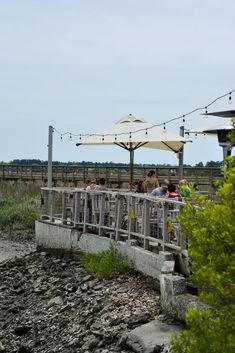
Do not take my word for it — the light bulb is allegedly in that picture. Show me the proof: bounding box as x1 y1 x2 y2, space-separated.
228 94 232 104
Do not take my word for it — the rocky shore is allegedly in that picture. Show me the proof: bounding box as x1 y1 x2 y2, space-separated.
0 233 179 353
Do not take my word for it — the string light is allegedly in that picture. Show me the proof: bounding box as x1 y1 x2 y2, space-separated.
129 132 132 139
69 134 72 141
115 134 117 141
60 135 63 141
52 88 235 140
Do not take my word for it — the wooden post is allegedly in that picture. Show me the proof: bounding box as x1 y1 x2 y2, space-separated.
47 125 53 188
130 146 134 191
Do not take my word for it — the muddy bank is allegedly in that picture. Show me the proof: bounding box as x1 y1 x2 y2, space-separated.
0 232 181 352
0 231 36 263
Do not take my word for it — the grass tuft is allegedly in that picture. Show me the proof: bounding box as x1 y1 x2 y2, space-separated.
80 243 128 277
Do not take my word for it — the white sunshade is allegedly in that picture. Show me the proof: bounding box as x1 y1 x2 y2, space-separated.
77 114 188 153
76 114 190 189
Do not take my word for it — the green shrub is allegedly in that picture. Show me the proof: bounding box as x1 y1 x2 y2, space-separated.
81 243 128 277
0 184 40 230
171 156 235 353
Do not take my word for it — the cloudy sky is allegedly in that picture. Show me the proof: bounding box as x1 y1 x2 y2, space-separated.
0 0 234 165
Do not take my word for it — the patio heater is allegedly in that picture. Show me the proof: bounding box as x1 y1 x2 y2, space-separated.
202 110 234 160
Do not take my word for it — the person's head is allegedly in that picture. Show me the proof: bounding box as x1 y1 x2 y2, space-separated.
147 170 156 178
88 179 96 189
179 179 187 188
160 182 168 193
99 178 106 186
163 179 169 186
168 183 176 193
136 180 144 191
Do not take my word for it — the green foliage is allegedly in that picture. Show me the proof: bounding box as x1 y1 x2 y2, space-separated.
228 118 235 145
172 307 235 353
0 183 40 230
80 243 128 277
172 156 235 352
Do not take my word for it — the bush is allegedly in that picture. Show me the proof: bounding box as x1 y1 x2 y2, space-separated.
171 156 235 353
0 184 40 231
80 243 128 277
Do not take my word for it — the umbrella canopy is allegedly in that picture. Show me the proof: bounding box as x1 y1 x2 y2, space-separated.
76 114 189 189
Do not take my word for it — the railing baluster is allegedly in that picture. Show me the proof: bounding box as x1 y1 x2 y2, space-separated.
162 203 168 251
143 199 150 250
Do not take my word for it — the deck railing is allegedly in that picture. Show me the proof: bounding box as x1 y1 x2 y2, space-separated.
40 187 186 253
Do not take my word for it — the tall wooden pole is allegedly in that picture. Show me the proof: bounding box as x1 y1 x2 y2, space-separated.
130 145 134 191
47 125 53 188
178 126 184 181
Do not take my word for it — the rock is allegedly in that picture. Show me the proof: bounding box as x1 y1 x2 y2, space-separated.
47 296 63 307
0 234 178 353
14 326 31 336
123 320 181 353
0 342 6 353
18 345 32 353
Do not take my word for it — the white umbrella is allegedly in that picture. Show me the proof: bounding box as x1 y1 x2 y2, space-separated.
76 114 189 189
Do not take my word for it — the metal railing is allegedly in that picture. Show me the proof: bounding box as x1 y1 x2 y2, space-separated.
40 187 186 253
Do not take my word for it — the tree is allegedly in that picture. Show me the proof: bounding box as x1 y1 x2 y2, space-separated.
195 162 204 167
171 122 235 353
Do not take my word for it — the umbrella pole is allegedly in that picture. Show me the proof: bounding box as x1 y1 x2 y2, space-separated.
130 147 134 191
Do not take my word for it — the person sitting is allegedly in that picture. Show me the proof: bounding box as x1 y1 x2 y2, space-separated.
86 179 97 190
179 179 191 198
151 182 168 197
167 183 181 199
144 170 159 193
135 180 147 193
95 178 107 190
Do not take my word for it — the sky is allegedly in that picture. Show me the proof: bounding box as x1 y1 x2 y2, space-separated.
0 0 234 166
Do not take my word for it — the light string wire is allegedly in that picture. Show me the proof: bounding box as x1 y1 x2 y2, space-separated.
53 89 235 140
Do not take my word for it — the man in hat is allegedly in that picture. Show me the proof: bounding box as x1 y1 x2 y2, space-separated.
151 182 168 197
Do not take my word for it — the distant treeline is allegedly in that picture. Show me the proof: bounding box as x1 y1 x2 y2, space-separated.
0 159 223 168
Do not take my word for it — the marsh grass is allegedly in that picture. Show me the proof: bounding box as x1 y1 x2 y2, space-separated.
0 182 40 231
81 243 128 277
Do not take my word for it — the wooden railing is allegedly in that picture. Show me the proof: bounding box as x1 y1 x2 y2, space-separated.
0 164 223 190
40 187 186 253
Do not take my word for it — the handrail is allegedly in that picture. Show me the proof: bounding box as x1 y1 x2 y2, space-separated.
40 187 186 253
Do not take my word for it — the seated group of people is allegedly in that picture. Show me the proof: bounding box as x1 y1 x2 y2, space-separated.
135 170 191 199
